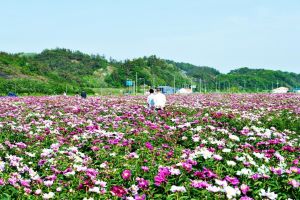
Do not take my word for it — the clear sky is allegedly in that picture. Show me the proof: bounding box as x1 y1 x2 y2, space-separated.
1 0 300 73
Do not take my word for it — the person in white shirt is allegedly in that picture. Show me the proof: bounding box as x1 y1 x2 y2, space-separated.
147 89 156 109
154 88 166 110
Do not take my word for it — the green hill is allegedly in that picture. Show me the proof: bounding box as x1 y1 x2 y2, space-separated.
0 48 299 95
0 49 191 95
165 61 300 92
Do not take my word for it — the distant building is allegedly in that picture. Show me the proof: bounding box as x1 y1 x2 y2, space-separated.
292 88 300 93
177 88 193 94
7 92 18 97
272 87 289 93
157 86 175 94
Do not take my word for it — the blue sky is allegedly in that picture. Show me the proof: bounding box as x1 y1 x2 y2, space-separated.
1 0 300 73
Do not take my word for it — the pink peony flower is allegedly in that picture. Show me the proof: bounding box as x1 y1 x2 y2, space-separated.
134 194 146 200
16 142 27 149
240 196 253 200
191 180 211 188
35 189 42 195
288 179 300 188
91 146 100 151
0 178 5 185
121 169 131 180
141 166 149 172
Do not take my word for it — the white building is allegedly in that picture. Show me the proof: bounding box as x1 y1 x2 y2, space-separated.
272 87 289 93
177 88 193 94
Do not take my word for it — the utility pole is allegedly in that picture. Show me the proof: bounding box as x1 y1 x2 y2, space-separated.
133 81 135 95
135 72 138 95
276 80 279 88
139 78 145 95
215 81 217 92
173 75 176 94
152 77 155 88
143 79 145 95
199 78 202 93
272 82 273 90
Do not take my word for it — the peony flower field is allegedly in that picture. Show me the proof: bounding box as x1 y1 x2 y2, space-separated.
0 94 299 200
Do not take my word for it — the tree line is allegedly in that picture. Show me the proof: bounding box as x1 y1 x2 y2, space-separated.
0 48 299 95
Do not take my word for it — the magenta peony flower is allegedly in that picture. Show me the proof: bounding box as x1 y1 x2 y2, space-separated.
20 179 31 187
154 174 166 186
240 184 250 195
225 176 240 186
194 168 218 179
137 178 149 189
110 185 127 197
292 159 299 165
182 162 192 172
86 168 98 179
145 142 154 150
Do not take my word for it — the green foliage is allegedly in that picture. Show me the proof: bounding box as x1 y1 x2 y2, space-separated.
0 49 300 95
106 56 191 88
223 67 300 92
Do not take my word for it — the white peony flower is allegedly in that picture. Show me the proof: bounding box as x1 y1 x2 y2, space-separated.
222 148 231 153
42 192 55 199
207 185 222 192
236 168 253 176
199 148 213 159
215 179 228 187
224 186 240 199
89 187 100 194
260 188 278 200
170 168 181 175
170 185 186 193
83 197 94 200
182 136 188 140
229 134 240 141
213 154 223 160
253 152 265 159
227 160 237 166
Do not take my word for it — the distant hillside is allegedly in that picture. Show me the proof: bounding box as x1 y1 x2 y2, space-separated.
165 60 221 90
105 56 190 88
228 67 300 88
166 60 220 79
0 48 299 95
0 49 190 94
165 61 300 92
